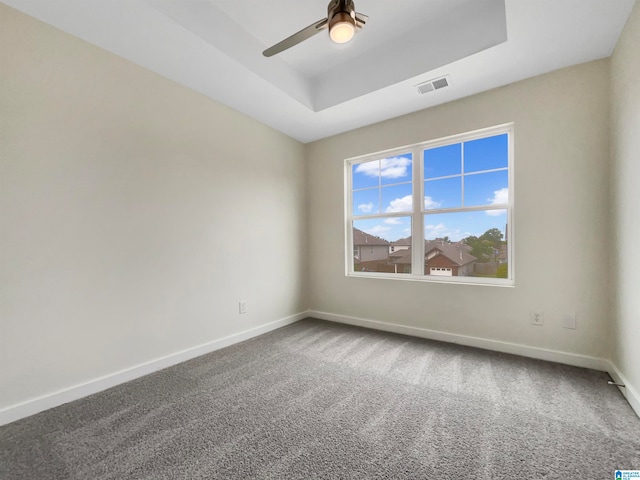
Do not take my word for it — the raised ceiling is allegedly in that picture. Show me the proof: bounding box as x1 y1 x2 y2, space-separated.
4 0 636 143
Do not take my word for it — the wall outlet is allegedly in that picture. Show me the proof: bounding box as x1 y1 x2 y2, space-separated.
530 311 544 326
562 314 576 329
239 300 247 315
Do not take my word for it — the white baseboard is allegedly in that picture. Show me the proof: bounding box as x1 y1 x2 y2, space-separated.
309 310 640 418
5 311 636 426
605 360 640 418
0 312 307 427
308 310 611 371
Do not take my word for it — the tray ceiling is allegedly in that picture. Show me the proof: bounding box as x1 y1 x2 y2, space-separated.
3 0 635 142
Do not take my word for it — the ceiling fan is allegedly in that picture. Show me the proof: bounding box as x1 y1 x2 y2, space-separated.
263 0 368 57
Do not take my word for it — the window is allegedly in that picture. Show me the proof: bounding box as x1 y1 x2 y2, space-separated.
346 124 513 285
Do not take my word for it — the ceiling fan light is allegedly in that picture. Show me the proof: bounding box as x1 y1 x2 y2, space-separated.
329 12 355 44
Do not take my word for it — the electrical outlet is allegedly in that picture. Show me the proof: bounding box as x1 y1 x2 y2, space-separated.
562 314 576 329
530 311 544 326
239 300 247 315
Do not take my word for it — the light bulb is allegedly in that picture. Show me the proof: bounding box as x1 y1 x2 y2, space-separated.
329 12 355 44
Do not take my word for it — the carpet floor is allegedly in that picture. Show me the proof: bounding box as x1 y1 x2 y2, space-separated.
1 318 639 479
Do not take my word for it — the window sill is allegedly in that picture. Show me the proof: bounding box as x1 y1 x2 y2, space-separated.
346 271 515 287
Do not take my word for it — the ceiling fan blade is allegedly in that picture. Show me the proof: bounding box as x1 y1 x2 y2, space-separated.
263 18 328 57
354 11 368 29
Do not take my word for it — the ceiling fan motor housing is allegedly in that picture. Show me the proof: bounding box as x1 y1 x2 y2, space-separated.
328 0 357 43
329 0 356 14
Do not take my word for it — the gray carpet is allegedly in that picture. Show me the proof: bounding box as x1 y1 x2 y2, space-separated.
1 318 639 479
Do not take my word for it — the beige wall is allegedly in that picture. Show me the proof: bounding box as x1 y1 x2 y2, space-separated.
307 59 612 358
0 4 306 409
610 1 640 405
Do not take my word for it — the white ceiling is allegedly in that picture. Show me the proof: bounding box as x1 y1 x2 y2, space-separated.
4 0 635 143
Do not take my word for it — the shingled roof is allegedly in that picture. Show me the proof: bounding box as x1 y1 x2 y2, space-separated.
425 240 476 266
388 239 477 266
388 249 412 264
390 236 411 247
352 228 390 246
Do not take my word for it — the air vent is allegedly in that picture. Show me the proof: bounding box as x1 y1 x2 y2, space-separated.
416 75 451 94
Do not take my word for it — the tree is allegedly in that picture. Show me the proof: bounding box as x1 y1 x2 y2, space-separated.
479 228 504 248
464 236 492 261
465 228 504 262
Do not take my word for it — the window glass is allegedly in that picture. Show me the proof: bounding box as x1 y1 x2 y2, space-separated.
352 189 379 216
424 177 462 210
464 134 508 173
424 144 461 179
352 161 379 189
424 210 508 279
382 184 413 213
464 170 508 207
380 154 412 185
352 154 412 216
352 217 412 274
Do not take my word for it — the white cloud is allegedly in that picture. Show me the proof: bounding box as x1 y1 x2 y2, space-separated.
424 196 441 209
424 223 466 242
385 195 441 213
386 195 412 213
384 218 403 225
355 156 411 179
486 188 508 216
365 225 391 235
424 223 448 237
358 202 375 213
355 162 378 177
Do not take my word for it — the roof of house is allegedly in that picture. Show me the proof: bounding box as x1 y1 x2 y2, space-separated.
353 228 390 246
388 240 477 266
425 240 477 266
388 249 412 265
391 236 411 246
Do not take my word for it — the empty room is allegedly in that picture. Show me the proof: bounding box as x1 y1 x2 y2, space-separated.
1 0 639 478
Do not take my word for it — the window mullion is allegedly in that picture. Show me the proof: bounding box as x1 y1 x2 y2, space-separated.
346 161 354 275
461 141 465 207
412 146 424 275
507 130 514 281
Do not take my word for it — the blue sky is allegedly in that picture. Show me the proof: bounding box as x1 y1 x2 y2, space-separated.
352 134 508 242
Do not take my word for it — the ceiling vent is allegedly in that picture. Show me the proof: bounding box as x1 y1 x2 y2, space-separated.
416 75 451 94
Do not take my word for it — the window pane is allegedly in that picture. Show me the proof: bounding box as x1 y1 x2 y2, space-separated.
352 160 379 189
424 144 461 179
464 170 508 207
353 189 379 216
424 177 461 210
382 183 413 213
380 153 412 185
464 134 508 173
353 217 412 273
424 210 508 278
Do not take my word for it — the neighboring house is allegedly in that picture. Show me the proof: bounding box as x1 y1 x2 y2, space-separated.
389 236 411 254
353 228 391 271
388 248 413 274
425 240 477 276
388 239 477 276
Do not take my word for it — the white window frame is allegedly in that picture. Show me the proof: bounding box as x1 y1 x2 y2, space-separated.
345 123 514 287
